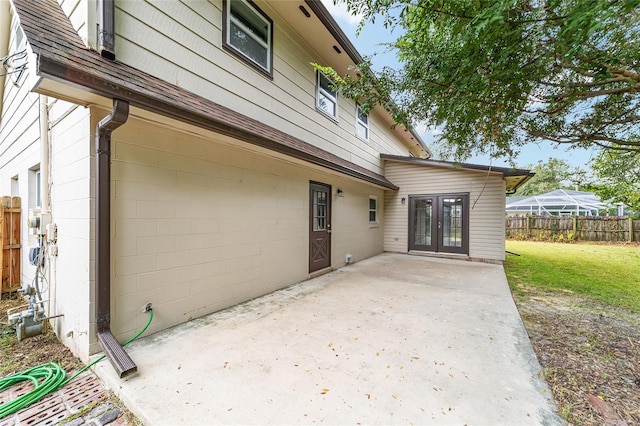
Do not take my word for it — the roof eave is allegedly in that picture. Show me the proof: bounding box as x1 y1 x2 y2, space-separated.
381 154 534 193
34 53 398 191
304 0 431 157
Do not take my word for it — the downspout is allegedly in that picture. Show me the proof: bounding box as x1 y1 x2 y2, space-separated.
96 0 116 61
97 0 116 60
95 99 135 378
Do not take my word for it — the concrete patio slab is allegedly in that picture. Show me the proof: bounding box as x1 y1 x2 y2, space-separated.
94 253 561 425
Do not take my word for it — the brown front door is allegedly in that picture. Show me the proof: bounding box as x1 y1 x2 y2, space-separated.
309 182 331 273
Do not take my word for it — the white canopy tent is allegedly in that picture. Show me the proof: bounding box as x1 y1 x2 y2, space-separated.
506 189 608 216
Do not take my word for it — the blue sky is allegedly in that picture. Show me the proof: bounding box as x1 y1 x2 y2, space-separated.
321 1 597 170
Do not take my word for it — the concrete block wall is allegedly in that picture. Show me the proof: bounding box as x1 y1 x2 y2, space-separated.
49 102 93 358
0 91 94 360
104 110 386 351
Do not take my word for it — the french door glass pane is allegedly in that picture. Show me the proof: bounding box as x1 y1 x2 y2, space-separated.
442 198 463 247
414 199 432 246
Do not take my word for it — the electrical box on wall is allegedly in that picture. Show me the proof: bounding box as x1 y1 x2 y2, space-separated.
46 223 57 242
27 208 41 232
39 212 51 231
27 209 51 234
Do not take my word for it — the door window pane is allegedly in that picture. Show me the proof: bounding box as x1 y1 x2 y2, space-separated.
442 198 463 247
313 190 327 231
414 199 432 246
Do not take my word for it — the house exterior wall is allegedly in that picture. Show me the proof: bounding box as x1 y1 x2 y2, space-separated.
102 109 385 354
3 0 411 362
48 103 93 356
0 10 40 287
58 0 93 48
383 161 507 263
109 0 414 174
0 6 94 357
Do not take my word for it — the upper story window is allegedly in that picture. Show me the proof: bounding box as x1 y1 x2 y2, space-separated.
317 71 338 120
356 104 369 141
223 0 273 76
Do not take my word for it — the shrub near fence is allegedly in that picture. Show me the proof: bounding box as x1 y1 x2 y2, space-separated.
506 215 640 242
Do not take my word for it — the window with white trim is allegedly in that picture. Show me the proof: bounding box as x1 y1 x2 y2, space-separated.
317 71 338 120
223 0 272 75
369 196 378 224
356 104 369 140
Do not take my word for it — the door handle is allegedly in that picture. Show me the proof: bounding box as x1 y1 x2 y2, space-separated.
327 229 332 234
438 221 441 229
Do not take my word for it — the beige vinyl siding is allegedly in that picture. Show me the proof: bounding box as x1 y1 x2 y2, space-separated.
112 0 410 177
57 0 90 46
0 13 40 285
384 161 507 262
105 109 386 348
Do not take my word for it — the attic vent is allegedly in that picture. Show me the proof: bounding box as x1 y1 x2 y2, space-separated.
332 45 342 54
299 5 311 18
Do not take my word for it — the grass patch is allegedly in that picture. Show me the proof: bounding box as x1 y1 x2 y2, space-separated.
504 241 640 313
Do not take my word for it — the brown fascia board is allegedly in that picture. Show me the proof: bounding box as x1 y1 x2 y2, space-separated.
381 154 535 192
304 0 431 158
381 154 533 177
12 0 398 191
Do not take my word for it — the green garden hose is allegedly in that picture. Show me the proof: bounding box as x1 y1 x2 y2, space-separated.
0 363 66 418
0 309 153 419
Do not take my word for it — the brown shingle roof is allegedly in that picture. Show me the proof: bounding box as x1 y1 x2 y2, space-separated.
11 0 398 190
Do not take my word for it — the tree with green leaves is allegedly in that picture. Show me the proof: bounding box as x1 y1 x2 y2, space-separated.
514 158 584 196
318 0 640 160
585 151 640 213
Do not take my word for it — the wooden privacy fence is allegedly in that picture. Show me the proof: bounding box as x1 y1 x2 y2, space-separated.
506 215 640 242
1 196 21 293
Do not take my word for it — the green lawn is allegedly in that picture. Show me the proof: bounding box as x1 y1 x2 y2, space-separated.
504 241 640 313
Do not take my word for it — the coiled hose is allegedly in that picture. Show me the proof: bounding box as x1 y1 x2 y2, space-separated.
0 309 153 419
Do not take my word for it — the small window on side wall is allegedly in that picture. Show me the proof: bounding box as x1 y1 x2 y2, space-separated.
369 196 378 224
223 0 273 76
356 104 369 141
35 170 41 208
317 71 338 120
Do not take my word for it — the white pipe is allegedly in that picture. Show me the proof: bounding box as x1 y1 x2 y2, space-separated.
39 95 50 211
0 0 11 117
39 94 51 332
